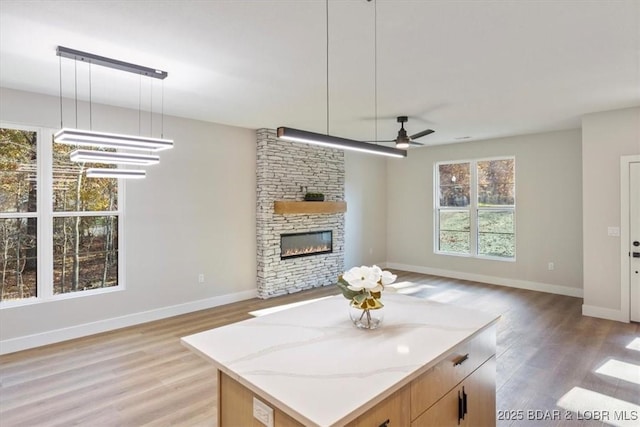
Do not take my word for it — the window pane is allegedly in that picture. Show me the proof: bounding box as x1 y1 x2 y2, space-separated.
0 218 37 301
0 128 37 213
477 159 514 206
52 142 118 212
53 216 118 294
439 210 470 254
478 210 515 258
439 163 470 207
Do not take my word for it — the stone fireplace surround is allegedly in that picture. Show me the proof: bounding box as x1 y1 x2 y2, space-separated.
256 129 345 299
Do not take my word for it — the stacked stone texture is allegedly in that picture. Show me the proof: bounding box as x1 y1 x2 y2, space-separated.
256 128 345 299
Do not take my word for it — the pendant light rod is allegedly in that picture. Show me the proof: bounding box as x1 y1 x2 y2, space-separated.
57 46 168 80
275 1 404 159
326 0 330 135
277 127 406 158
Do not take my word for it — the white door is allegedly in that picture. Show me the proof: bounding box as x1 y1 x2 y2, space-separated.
631 162 640 322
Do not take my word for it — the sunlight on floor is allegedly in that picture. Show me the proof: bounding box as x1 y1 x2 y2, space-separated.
626 337 640 351
248 296 334 317
557 387 640 427
387 281 436 295
427 289 469 303
595 359 640 385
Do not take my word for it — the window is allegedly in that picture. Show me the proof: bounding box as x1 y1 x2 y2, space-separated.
0 128 38 300
435 158 515 259
1 125 122 303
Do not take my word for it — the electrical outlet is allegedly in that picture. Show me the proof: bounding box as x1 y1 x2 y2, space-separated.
253 397 274 427
198 273 205 283
548 262 554 271
608 226 620 237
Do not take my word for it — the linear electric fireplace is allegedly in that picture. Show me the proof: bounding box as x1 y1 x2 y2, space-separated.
280 230 333 260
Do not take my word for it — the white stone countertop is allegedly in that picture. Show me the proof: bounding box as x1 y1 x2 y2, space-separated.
181 293 500 427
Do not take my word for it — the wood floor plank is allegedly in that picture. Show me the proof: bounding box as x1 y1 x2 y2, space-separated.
1 271 638 426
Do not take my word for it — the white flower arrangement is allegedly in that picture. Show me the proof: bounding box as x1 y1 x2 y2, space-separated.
336 265 397 310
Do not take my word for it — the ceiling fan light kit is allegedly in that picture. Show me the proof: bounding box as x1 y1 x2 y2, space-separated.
369 115 435 149
55 46 172 179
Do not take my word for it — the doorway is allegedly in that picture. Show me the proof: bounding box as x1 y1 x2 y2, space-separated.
621 155 640 322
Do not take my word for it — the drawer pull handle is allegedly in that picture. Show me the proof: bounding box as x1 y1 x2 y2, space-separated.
462 386 468 417
378 419 390 427
457 387 468 424
453 353 469 366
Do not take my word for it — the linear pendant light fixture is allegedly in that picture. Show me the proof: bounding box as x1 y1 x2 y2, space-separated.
86 168 146 179
70 149 160 166
277 127 406 158
55 46 173 178
56 128 173 152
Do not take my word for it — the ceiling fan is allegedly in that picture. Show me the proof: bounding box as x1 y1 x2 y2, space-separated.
369 116 435 149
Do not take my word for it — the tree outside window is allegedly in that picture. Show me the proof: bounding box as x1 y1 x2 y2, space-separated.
1 126 121 303
0 128 37 301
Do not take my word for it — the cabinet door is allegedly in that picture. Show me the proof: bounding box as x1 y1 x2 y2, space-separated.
412 357 496 427
411 382 461 427
411 324 496 420
464 356 496 427
346 385 410 427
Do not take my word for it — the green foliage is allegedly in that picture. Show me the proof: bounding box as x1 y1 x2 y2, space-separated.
304 192 324 201
51 142 118 212
439 210 514 257
336 276 360 300
336 276 384 309
0 128 37 213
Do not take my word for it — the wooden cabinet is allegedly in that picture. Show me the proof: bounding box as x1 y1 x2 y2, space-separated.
410 324 495 420
412 357 496 427
345 385 410 427
219 371 305 427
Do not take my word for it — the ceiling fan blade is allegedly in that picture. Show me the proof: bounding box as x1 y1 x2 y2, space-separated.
365 140 396 143
410 129 435 140
408 141 424 146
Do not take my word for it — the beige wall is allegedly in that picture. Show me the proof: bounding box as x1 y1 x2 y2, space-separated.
344 151 388 268
0 87 258 347
582 107 640 319
386 129 584 295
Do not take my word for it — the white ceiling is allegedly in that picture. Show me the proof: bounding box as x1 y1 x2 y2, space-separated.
1 0 639 147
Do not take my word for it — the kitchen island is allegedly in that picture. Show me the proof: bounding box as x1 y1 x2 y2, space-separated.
181 293 500 427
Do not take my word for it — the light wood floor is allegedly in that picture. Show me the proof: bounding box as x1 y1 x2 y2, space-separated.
1 271 638 426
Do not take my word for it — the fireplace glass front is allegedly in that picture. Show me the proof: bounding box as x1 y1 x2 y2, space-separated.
280 230 332 259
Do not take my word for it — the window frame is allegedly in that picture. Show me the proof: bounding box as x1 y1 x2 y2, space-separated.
0 122 125 308
434 156 516 261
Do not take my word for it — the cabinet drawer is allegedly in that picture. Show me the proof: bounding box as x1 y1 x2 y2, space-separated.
412 357 496 427
410 324 496 420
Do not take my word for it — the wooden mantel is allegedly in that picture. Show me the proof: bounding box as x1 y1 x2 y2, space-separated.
274 201 347 214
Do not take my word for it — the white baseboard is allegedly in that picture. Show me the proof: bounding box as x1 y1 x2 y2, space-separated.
385 262 584 298
582 304 628 322
0 289 257 355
